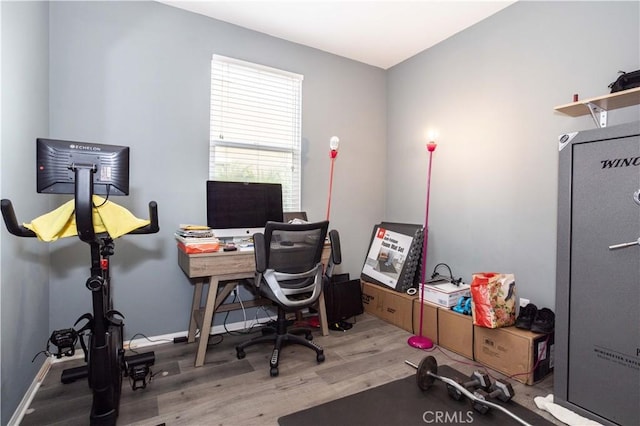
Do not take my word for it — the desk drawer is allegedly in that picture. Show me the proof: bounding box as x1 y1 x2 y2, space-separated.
177 249 254 278
177 245 331 278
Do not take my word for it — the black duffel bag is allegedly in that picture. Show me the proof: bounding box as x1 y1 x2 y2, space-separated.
609 70 640 93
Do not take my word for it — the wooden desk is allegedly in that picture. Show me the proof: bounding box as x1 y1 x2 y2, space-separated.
177 246 330 367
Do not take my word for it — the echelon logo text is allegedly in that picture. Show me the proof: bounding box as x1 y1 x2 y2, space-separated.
69 143 101 152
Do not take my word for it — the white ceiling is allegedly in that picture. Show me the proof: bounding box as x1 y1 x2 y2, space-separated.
158 0 516 69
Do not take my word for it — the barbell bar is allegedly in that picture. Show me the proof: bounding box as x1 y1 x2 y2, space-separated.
405 356 532 426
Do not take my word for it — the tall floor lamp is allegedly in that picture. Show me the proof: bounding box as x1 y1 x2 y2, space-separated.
309 136 340 330
326 136 340 220
408 139 437 350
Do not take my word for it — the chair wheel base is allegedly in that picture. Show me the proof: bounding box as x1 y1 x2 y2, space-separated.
317 353 325 363
236 349 246 359
270 367 279 377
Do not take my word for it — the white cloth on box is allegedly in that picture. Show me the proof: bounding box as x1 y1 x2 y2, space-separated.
534 394 602 425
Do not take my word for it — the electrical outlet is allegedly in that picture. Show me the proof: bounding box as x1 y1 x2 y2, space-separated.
520 297 530 308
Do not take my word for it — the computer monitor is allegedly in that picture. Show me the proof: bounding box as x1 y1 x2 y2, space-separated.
206 180 283 240
36 138 130 196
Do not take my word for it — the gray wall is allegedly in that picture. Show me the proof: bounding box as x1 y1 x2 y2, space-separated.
386 0 640 309
0 2 51 424
46 1 386 337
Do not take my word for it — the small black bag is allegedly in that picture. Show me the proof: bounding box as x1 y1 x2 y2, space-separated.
324 276 364 324
609 70 640 93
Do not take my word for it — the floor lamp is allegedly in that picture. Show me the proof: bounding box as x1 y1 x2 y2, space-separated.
326 136 340 220
315 135 352 331
408 139 437 350
308 136 339 329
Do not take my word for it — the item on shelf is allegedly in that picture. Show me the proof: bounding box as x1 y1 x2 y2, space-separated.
176 224 215 239
451 296 472 315
176 240 220 254
608 69 640 93
175 225 220 253
515 303 538 330
470 272 516 328
361 222 423 293
530 307 555 334
420 281 471 308
429 262 464 286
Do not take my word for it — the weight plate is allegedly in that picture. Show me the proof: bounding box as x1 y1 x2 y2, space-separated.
416 355 438 390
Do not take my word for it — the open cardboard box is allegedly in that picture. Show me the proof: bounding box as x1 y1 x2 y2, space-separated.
360 279 554 386
474 325 554 385
361 280 415 332
437 307 474 359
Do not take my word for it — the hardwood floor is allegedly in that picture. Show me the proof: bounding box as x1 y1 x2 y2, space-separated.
21 313 562 425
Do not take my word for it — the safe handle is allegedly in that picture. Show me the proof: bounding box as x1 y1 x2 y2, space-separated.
609 237 640 250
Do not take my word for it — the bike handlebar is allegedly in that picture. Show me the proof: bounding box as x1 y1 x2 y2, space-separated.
0 199 36 237
0 199 160 238
129 201 160 234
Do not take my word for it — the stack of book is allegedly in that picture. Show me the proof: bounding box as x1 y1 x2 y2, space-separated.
175 225 220 254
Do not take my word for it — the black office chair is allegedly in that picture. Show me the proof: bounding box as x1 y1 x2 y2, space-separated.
235 220 341 377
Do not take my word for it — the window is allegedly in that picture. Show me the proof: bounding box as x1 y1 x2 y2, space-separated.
209 55 303 212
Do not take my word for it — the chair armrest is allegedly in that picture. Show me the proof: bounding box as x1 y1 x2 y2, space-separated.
325 229 342 279
329 229 342 265
253 232 267 273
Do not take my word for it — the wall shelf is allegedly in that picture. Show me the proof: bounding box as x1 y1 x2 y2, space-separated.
554 87 640 127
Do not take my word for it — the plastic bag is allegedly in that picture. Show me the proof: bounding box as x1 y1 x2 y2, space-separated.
470 272 516 328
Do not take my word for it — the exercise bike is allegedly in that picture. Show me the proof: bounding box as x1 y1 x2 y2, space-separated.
1 140 159 425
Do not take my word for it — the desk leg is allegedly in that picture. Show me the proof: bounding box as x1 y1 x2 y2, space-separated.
188 279 204 344
195 277 219 367
317 292 329 336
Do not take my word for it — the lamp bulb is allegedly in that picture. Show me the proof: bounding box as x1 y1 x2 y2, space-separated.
329 136 340 151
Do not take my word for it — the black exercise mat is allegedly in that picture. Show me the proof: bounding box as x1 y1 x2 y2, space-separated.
278 365 553 426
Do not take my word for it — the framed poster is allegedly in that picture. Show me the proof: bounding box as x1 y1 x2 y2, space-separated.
361 222 424 292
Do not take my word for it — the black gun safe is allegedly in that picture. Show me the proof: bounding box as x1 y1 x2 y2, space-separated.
555 121 640 425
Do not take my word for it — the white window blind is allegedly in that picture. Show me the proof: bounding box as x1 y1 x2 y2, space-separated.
209 55 303 212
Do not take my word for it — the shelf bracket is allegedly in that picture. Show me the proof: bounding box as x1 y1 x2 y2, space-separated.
586 102 608 128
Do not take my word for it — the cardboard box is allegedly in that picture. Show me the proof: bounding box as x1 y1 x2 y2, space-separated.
474 326 554 385
361 280 415 332
412 299 439 344
437 308 474 359
420 282 470 308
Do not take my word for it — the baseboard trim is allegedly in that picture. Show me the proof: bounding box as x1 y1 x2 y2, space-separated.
8 356 52 426
9 317 276 424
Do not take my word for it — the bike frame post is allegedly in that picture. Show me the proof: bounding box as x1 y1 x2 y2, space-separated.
72 164 119 424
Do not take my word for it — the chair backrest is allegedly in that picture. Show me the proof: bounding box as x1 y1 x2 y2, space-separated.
254 221 330 309
262 220 329 274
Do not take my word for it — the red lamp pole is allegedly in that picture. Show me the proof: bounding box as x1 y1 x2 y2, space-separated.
326 136 340 220
408 140 437 350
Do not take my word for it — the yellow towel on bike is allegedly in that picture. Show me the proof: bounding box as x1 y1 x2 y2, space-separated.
24 196 150 242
